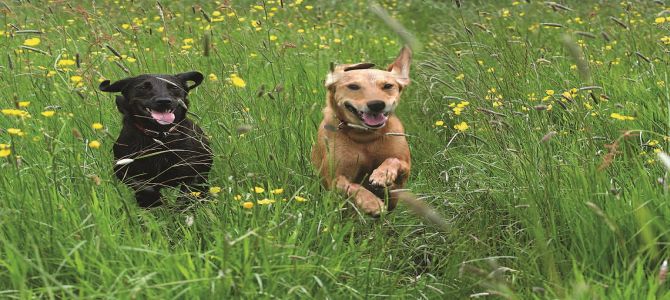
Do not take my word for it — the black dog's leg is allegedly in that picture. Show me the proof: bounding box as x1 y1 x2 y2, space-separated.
135 187 162 208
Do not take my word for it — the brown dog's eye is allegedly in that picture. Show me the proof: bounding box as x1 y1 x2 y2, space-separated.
383 83 394 90
346 84 360 90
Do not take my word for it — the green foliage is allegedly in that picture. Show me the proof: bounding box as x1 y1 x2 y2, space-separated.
1 0 669 298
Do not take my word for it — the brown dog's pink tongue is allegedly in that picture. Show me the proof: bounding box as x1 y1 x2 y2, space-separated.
361 112 388 127
150 110 175 125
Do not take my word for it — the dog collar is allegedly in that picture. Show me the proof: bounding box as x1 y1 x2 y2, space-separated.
133 122 180 138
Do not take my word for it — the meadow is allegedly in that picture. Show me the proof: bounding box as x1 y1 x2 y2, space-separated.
1 0 670 298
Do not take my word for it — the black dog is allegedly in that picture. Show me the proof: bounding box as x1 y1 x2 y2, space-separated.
99 72 212 208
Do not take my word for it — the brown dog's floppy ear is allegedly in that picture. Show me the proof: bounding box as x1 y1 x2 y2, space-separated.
387 46 412 87
99 77 135 93
325 62 376 88
176 71 204 91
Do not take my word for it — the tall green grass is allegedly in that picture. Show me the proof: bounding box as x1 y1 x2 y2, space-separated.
1 0 669 298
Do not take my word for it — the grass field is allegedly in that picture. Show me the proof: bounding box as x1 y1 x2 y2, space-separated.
1 0 670 298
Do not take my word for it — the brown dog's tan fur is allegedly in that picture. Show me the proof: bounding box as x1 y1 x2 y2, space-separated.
312 46 412 216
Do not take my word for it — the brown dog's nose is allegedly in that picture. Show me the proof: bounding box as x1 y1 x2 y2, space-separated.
367 100 386 113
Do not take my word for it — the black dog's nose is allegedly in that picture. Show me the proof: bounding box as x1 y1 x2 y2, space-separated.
366 100 386 113
155 98 172 106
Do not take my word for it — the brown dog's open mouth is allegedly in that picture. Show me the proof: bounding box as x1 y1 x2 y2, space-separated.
345 103 389 128
146 108 176 125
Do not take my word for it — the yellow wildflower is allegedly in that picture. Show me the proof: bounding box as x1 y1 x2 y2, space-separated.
209 186 222 194
257 198 276 205
208 73 218 81
545 89 555 96
57 59 76 67
0 149 10 157
230 74 246 88
242 201 254 209
271 188 284 194
7 128 24 136
88 140 101 149
23 38 41 46
18 101 30 107
70 75 83 83
435 120 444 126
92 123 103 130
656 17 666 24
41 111 55 117
234 194 242 201
294 196 307 202
454 122 469 132
254 186 265 193
610 113 635 121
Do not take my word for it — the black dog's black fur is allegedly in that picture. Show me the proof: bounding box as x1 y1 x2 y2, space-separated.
99 72 212 208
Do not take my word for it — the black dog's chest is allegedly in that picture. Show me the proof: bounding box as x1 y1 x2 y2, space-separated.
113 130 212 187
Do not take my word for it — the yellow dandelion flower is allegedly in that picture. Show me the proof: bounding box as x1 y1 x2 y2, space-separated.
88 140 101 149
7 128 24 136
545 89 555 96
23 37 41 47
294 196 307 202
454 122 469 132
234 194 242 201
269 35 278 41
41 110 55 117
271 188 284 194
656 17 666 24
254 186 265 193
57 59 76 67
305 5 313 10
0 149 10 157
126 57 136 63
208 73 218 81
257 198 276 205
70 75 83 83
209 186 222 194
92 123 103 130
230 74 246 88
455 73 465 80
242 201 254 209
610 112 635 121
18 101 30 107
435 120 444 126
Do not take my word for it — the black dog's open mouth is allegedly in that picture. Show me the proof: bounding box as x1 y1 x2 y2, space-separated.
145 108 176 125
344 103 389 128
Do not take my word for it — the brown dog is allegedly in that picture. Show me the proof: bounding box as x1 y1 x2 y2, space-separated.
312 46 412 216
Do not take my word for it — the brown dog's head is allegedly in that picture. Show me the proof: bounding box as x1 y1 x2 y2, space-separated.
99 72 204 127
325 46 411 129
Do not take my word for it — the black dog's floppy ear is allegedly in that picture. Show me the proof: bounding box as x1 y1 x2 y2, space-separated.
115 95 129 114
99 77 134 93
176 71 204 91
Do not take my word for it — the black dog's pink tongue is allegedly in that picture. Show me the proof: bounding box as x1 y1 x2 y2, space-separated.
361 112 388 127
150 110 175 125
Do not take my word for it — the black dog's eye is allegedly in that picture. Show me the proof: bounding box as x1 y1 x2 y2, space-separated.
346 84 361 91
168 84 181 90
137 82 152 90
382 83 394 90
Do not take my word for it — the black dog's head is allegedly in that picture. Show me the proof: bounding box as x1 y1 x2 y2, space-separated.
99 72 204 127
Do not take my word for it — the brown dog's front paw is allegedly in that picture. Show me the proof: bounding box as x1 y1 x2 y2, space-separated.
369 165 398 187
356 190 385 217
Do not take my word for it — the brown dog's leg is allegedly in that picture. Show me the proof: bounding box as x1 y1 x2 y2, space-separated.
369 158 410 211
335 175 385 216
